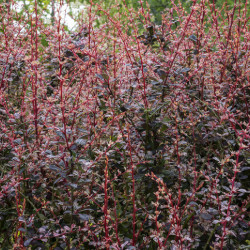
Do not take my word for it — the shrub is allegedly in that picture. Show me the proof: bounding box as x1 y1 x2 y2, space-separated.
0 0 249 249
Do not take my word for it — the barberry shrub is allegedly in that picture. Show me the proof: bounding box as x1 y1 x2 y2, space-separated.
0 0 249 249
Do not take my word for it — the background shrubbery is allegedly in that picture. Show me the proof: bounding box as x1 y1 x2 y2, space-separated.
0 0 249 249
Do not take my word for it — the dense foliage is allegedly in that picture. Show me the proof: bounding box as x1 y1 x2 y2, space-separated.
0 0 249 249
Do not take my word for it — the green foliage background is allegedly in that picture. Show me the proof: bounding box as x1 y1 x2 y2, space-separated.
2 0 249 27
